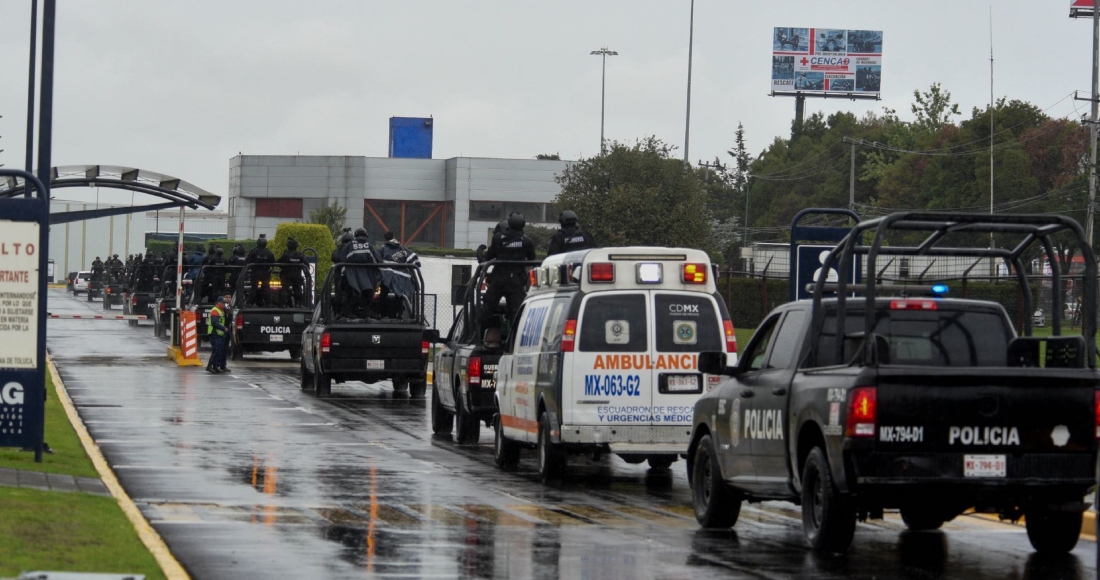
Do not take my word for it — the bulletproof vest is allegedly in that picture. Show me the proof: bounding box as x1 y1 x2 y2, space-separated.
231 255 246 267
494 232 529 261
557 227 590 251
281 251 305 278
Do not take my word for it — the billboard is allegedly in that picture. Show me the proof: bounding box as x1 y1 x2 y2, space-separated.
771 27 882 96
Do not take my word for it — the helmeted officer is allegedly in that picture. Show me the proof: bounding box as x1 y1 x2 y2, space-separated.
547 210 598 256
245 235 276 306
206 295 229 374
278 236 307 308
227 244 247 295
481 212 535 329
206 247 229 302
332 229 354 263
339 228 382 318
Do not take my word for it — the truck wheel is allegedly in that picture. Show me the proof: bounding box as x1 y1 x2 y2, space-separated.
288 346 302 361
103 297 110 311
455 390 480 444
648 455 676 470
392 377 410 393
128 318 137 327
431 382 453 435
87 292 93 303
314 366 332 398
691 434 741 528
900 507 945 531
537 411 565 482
231 341 244 361
409 379 427 398
1025 506 1082 554
299 360 312 391
493 414 520 470
801 447 856 553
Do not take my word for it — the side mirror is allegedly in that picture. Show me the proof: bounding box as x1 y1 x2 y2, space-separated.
423 329 441 344
699 351 735 376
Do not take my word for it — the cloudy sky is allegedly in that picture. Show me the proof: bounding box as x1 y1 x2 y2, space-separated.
0 1 1094 208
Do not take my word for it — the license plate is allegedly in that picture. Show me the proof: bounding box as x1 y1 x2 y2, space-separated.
667 375 699 392
964 454 1006 477
269 335 283 342
366 359 384 370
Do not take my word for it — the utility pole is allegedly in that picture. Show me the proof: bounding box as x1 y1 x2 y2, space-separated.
1073 0 1100 248
683 0 694 164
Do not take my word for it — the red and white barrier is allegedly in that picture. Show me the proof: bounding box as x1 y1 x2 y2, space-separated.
48 314 148 320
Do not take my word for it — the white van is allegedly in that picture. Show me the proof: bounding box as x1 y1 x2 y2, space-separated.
493 247 738 481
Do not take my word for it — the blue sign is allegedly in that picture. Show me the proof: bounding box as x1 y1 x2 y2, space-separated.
795 245 861 300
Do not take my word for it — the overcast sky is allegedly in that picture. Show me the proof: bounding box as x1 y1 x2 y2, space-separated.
0 1 1094 209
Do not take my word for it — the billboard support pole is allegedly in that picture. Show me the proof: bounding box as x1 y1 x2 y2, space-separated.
794 95 805 137
849 140 856 212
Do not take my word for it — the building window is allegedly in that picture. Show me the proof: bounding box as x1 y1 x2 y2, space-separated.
468 201 549 223
255 198 303 219
470 201 504 221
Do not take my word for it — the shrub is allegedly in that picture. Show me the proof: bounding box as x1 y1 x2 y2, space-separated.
269 223 336 291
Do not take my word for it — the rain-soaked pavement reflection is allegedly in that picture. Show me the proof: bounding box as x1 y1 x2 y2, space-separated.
44 289 1096 579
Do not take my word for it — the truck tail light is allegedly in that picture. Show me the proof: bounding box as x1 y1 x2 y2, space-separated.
131 295 138 307
422 341 430 356
588 263 614 283
235 313 244 330
159 301 166 314
468 356 482 385
682 263 707 284
723 320 737 353
890 299 937 310
561 319 577 352
320 332 331 354
846 386 877 438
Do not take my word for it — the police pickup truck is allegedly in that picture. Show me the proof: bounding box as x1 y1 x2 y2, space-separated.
123 262 161 327
493 248 738 481
300 262 436 397
231 263 311 360
690 212 1099 555
432 259 541 443
102 266 127 310
183 265 242 344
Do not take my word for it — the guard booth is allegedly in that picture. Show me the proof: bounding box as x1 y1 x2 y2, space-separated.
0 169 50 461
789 208 861 301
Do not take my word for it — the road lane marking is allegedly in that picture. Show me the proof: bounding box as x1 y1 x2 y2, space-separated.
459 504 537 527
507 505 590 526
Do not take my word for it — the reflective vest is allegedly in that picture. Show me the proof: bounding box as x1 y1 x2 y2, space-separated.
207 305 225 337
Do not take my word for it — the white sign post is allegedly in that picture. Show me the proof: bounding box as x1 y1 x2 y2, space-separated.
0 221 40 369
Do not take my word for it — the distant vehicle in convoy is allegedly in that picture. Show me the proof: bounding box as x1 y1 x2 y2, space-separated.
124 261 161 326
152 265 184 339
185 265 242 345
66 271 78 293
300 262 436 398
492 248 738 481
231 263 313 360
432 258 541 443
71 271 92 296
689 212 1099 555
102 267 128 310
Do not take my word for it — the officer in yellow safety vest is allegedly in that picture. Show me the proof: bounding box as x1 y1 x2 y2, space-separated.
206 295 229 374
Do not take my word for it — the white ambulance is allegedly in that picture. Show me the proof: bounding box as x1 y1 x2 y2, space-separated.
493 247 738 481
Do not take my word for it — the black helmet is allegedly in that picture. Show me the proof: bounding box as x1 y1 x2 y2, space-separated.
215 246 224 256
508 212 525 231
354 227 368 238
339 231 354 244
112 254 119 259
95 256 101 260
287 237 299 251
257 234 267 248
233 244 244 256
559 210 578 227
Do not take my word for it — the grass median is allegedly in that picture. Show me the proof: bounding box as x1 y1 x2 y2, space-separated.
0 369 166 580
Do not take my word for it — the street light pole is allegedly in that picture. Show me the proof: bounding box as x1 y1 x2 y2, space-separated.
684 0 694 164
590 47 617 156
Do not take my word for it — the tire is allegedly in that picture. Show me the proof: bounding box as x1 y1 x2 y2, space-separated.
801 447 856 553
648 456 676 470
299 359 312 391
103 297 110 311
392 377 410 393
455 389 480 444
493 414 520 470
128 319 137 327
87 292 93 303
900 507 945 531
231 340 244 361
1025 506 1082 554
691 434 741 528
313 362 332 398
431 382 453 435
537 411 565 482
409 379 427 398
288 346 302 361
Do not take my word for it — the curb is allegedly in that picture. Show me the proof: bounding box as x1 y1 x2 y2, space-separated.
972 509 1096 541
48 356 191 580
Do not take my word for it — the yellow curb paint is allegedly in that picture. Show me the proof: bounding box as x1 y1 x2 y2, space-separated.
48 356 191 580
969 511 1096 542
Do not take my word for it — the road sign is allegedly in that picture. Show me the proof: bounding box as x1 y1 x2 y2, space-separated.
795 245 860 300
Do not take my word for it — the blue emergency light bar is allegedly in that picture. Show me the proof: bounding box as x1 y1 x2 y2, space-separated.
931 284 949 295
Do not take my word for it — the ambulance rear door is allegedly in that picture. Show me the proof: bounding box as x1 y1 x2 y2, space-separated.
566 291 653 427
650 292 724 427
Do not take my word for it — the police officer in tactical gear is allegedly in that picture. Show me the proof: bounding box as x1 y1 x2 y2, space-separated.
245 235 276 306
338 228 382 319
547 210 598 255
332 228 354 263
481 212 536 329
205 246 229 302
278 236 307 308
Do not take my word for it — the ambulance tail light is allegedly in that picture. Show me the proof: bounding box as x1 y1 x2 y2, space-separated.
422 341 430 356
846 387 877 438
320 332 331 354
468 356 482 385
235 313 244 330
683 263 707 284
529 270 538 287
588 263 614 283
561 319 577 352
723 320 738 353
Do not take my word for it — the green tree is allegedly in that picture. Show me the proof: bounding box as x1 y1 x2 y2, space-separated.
525 225 556 254
554 137 714 252
308 200 347 242
535 153 561 160
911 82 961 132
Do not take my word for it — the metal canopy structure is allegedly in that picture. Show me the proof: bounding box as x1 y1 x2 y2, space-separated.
0 164 221 224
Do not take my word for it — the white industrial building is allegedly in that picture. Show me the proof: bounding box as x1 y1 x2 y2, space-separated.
226 155 571 249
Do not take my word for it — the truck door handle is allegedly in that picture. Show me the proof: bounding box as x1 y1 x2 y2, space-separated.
772 388 787 396
739 390 754 399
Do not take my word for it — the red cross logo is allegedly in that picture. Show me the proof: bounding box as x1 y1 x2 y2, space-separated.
800 57 810 66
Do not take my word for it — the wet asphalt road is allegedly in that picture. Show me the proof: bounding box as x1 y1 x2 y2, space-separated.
45 288 1098 579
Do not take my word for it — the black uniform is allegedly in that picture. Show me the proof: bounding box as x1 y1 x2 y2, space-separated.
228 247 247 294
91 258 105 282
278 249 307 308
206 249 229 302
338 234 381 318
548 225 598 255
482 227 535 328
245 244 276 306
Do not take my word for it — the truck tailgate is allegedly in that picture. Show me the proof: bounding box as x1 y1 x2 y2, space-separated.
238 308 311 345
327 324 425 373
